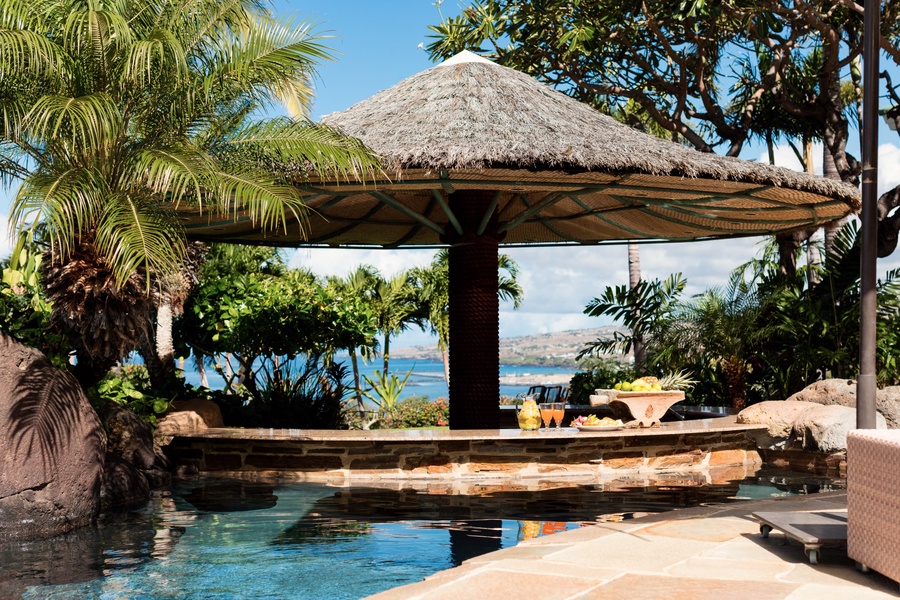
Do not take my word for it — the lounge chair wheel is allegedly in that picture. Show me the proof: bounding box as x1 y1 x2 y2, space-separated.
856 562 870 573
759 524 772 538
806 549 818 564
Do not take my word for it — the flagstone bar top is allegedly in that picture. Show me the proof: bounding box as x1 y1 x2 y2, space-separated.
174 416 765 442
165 417 767 482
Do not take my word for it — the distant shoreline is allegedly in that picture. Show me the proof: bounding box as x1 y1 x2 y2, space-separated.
498 373 573 386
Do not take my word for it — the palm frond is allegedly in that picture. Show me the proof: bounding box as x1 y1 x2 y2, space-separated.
121 27 188 84
201 16 331 114
11 168 106 258
94 194 186 288
223 117 380 181
125 145 215 207
212 169 307 234
0 29 69 82
23 93 122 151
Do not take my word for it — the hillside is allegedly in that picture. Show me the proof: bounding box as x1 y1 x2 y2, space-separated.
390 326 627 368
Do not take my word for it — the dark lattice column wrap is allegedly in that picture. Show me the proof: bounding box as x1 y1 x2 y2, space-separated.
447 191 501 430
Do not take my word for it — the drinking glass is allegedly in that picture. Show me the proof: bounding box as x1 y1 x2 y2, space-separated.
539 403 554 431
552 403 566 429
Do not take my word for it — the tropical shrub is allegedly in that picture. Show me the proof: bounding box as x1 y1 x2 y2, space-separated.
88 364 174 427
388 396 449 428
214 360 350 429
568 358 635 405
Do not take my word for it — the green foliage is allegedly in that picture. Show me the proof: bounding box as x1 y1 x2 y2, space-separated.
387 396 450 428
214 360 350 429
89 365 173 427
361 369 413 418
0 241 68 367
579 222 900 406
178 270 376 394
579 274 686 360
569 358 635 405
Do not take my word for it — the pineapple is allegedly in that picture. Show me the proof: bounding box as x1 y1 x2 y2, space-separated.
657 371 698 391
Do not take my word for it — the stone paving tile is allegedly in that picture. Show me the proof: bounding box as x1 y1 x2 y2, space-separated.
701 533 811 563
464 542 574 563
409 569 606 600
783 583 898 600
519 522 635 545
580 573 799 600
473 557 620 580
641 515 756 543
666 556 795 580
543 530 718 571
781 561 899 593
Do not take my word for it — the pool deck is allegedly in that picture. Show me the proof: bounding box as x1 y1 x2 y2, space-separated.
368 491 899 600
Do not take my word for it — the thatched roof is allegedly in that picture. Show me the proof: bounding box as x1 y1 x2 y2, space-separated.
184 51 859 248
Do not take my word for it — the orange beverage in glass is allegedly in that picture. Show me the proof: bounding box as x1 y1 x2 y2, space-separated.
539 403 554 430
551 403 565 428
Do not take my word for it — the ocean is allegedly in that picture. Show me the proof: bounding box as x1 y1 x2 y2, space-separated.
180 356 574 401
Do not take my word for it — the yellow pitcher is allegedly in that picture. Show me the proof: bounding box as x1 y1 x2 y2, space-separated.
516 397 542 430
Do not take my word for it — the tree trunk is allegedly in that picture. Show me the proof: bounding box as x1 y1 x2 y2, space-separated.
195 352 209 388
441 347 450 387
156 301 174 370
350 349 365 418
802 139 822 286
627 241 645 371
382 334 391 379
821 145 849 259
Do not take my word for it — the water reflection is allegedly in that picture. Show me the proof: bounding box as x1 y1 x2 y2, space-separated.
183 481 278 512
0 470 845 599
0 495 189 597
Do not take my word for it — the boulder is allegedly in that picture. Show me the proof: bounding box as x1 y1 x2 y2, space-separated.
875 386 900 429
155 398 224 442
101 401 157 470
792 404 887 453
736 401 813 449
787 378 857 407
99 453 151 512
787 378 900 429
0 333 105 540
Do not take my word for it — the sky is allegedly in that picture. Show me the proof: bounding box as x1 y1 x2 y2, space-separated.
2 0 900 348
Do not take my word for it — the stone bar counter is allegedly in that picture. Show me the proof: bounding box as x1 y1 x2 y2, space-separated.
164 417 767 484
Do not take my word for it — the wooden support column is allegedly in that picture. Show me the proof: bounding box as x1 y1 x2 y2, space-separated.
447 190 500 429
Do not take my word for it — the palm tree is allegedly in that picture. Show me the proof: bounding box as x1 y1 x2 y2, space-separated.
371 271 418 379
410 249 523 385
326 265 380 418
0 0 378 387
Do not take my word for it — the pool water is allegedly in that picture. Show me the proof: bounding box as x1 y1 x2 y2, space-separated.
1 471 844 599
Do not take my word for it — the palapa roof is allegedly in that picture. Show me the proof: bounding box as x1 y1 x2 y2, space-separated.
183 51 860 248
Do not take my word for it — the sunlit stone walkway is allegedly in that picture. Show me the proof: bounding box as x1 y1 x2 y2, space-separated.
368 492 898 600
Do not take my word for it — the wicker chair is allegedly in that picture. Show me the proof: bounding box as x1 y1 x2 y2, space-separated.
847 429 900 587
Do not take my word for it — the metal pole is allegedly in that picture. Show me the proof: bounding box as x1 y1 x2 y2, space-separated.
858 0 880 429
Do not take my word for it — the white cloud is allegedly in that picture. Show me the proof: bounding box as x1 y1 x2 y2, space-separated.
288 247 437 279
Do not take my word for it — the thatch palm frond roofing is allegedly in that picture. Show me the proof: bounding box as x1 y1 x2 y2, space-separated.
182 51 860 248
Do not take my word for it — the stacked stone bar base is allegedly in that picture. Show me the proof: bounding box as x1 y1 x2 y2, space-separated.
165 418 766 483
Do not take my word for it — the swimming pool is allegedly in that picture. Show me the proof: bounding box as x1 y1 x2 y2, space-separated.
2 470 844 599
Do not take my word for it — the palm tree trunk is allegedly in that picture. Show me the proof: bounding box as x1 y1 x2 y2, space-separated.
627 241 645 371
350 349 365 417
156 301 174 371
195 352 209 388
441 347 450 387
802 138 822 286
382 333 391 379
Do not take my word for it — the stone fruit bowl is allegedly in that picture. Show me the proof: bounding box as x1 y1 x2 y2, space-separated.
592 389 685 427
